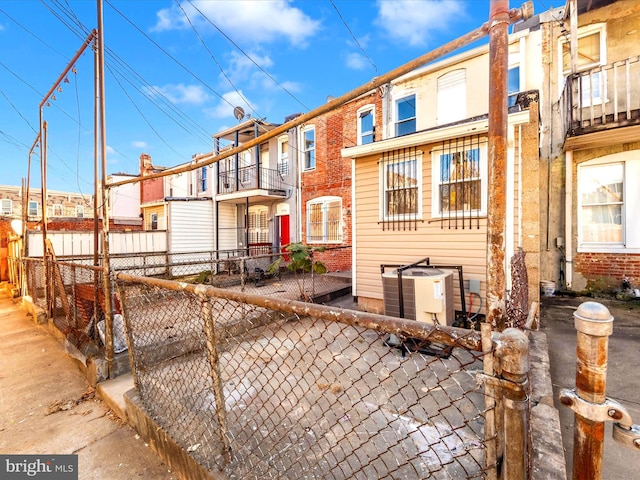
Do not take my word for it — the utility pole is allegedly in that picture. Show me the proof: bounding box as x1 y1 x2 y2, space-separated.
97 0 115 378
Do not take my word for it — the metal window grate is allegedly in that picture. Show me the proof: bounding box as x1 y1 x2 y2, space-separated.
380 146 420 232
432 135 486 230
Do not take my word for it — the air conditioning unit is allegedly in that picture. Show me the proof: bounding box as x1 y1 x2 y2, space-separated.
382 267 454 326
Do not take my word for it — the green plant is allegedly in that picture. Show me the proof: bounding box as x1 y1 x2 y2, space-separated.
269 243 326 301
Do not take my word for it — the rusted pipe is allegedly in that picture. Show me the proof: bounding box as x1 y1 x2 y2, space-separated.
571 302 614 480
487 0 530 330
115 272 484 352
494 327 529 480
108 3 532 189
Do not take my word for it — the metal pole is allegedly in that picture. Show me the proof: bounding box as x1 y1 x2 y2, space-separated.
481 322 499 480
97 0 115 377
41 120 49 315
487 0 512 331
25 134 39 258
571 302 614 480
494 327 529 479
199 288 232 465
108 3 533 189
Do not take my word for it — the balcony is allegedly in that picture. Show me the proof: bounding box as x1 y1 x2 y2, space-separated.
217 165 287 198
562 55 640 149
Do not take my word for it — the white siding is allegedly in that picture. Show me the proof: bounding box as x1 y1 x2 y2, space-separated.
26 231 167 257
217 202 238 251
168 200 214 253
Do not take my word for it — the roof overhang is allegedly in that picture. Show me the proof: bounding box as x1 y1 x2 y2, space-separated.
341 110 531 160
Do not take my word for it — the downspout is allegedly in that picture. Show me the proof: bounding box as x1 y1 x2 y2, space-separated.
234 130 239 192
351 158 357 297
565 150 573 289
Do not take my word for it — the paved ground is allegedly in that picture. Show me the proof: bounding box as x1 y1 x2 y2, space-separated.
0 284 176 480
540 294 640 479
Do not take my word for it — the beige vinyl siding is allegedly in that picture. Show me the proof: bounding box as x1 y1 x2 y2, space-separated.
355 145 489 315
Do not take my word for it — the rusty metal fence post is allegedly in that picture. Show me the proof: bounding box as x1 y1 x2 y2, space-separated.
480 327 529 479
495 328 529 480
560 302 613 480
198 286 232 465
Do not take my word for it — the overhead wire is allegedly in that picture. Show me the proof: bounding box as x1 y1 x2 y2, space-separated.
329 0 378 75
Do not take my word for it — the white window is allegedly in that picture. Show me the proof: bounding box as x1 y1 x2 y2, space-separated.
76 205 84 218
1 199 12 215
306 197 342 243
437 69 466 125
357 106 375 145
508 65 521 107
560 24 607 106
432 138 488 217
28 201 38 216
395 94 416 136
277 136 289 176
302 126 315 170
380 152 422 220
576 151 640 254
52 204 63 216
198 166 207 192
150 213 158 230
248 205 269 244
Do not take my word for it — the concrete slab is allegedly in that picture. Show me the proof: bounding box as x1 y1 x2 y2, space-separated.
0 284 176 480
96 373 135 422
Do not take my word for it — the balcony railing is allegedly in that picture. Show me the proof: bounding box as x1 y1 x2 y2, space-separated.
562 55 640 138
218 165 286 195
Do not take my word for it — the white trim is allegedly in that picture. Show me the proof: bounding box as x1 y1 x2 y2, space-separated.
306 196 343 244
341 110 530 159
351 158 357 296
379 152 423 222
430 143 488 218
576 151 634 253
390 89 417 138
300 125 316 171
356 104 376 145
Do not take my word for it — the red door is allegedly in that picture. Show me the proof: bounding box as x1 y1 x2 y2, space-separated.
279 215 290 259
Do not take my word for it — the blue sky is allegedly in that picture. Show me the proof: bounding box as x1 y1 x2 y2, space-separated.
0 0 565 192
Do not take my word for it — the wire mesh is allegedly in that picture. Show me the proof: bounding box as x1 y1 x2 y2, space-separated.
23 257 46 309
506 248 529 330
117 277 490 479
47 259 105 355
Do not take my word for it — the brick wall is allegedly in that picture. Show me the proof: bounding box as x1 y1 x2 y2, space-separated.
300 92 382 272
574 252 640 292
47 218 143 232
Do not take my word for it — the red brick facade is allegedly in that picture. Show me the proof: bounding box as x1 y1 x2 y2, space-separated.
574 252 640 292
46 218 142 232
300 92 382 272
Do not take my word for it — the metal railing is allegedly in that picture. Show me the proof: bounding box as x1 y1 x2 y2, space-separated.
561 55 640 137
115 273 530 479
218 165 287 195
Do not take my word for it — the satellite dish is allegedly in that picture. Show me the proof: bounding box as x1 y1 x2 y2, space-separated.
233 106 245 122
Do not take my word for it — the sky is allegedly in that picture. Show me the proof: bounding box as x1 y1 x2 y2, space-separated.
0 0 566 193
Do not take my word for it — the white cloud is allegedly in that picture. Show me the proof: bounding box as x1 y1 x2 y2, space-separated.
132 141 148 149
152 1 320 46
375 0 465 47
346 52 368 70
225 50 274 85
106 145 116 154
148 83 210 105
204 91 256 119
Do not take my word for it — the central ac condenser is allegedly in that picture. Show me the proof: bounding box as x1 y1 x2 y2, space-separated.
382 267 454 326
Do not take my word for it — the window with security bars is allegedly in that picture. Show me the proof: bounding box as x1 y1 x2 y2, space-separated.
307 197 342 243
432 135 486 229
380 147 421 231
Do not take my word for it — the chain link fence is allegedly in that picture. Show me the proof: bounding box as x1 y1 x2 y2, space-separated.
114 273 527 480
23 257 46 309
